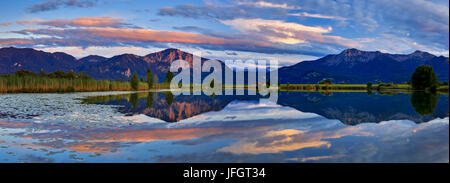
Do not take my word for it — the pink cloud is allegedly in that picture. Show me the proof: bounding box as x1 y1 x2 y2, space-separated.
16 17 133 28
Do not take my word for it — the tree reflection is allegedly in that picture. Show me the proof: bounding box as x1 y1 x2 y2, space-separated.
163 92 174 106
129 93 138 109
410 91 439 116
146 92 153 108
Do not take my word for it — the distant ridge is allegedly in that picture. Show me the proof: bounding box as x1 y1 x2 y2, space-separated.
0 47 448 83
278 48 449 83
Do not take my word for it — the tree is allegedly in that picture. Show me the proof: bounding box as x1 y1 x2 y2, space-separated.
130 72 139 90
15 70 36 77
367 82 372 89
154 74 159 84
410 65 438 91
163 70 174 84
318 79 332 85
146 69 153 89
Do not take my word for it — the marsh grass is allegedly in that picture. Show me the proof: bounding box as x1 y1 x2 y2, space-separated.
0 71 156 93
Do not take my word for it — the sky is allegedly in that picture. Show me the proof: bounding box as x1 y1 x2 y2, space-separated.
0 0 448 66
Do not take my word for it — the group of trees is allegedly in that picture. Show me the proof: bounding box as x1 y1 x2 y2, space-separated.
364 65 445 116
130 69 174 90
13 69 91 79
365 65 447 92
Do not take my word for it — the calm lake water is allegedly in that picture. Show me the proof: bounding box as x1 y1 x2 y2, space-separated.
0 90 448 162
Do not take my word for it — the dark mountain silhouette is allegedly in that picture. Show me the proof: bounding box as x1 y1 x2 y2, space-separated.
78 55 107 63
0 47 80 75
279 48 449 83
76 48 224 82
0 47 215 82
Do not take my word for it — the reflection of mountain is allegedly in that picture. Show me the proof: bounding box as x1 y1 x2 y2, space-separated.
277 92 448 125
83 91 448 125
86 93 234 122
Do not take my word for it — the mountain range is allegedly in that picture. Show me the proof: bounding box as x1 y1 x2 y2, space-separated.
279 48 449 83
0 47 448 83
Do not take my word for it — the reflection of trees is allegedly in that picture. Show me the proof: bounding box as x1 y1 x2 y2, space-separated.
129 93 138 109
410 91 438 116
163 92 174 106
146 92 153 108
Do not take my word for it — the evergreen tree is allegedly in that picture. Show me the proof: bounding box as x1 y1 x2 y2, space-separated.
163 70 174 84
146 69 153 89
154 74 159 84
130 72 139 90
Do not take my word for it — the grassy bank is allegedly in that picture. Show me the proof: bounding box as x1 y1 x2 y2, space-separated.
1 70 448 94
0 75 152 93
279 83 448 92
0 70 173 93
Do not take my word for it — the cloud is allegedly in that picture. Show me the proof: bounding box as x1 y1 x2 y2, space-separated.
0 39 36 46
277 0 449 49
221 18 358 47
219 127 373 154
357 33 449 57
16 17 135 28
6 26 336 56
222 18 332 34
155 0 448 55
289 12 347 21
6 28 272 49
157 3 288 20
236 1 300 9
28 0 99 13
0 22 12 26
225 52 238 56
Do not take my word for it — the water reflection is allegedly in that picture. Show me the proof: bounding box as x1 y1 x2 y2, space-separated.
82 91 449 125
411 91 439 116
0 90 448 162
129 93 138 109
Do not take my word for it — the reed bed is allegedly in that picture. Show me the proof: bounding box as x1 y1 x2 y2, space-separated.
0 75 151 93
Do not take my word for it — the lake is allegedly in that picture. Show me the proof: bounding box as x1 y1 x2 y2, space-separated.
0 90 448 162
